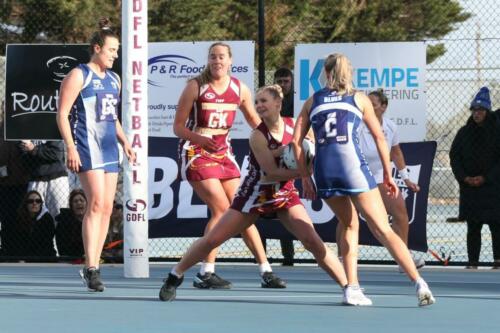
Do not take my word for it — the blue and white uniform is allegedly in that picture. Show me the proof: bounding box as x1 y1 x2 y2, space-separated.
309 89 376 198
70 64 120 173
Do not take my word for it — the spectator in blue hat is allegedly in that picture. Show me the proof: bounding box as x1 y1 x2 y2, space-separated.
450 87 500 269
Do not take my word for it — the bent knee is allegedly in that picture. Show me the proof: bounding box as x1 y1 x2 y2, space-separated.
299 232 323 254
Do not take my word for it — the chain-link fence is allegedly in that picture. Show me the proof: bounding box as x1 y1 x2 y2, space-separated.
1 1 499 266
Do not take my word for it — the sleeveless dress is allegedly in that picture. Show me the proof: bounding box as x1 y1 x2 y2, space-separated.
309 89 376 198
178 77 241 181
70 64 120 173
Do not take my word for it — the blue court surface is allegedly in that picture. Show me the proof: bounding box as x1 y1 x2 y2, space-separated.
0 263 499 333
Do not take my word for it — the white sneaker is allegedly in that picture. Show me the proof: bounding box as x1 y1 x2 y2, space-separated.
416 279 435 307
342 285 373 306
399 257 426 273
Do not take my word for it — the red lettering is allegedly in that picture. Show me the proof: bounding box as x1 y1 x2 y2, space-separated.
132 170 141 184
132 97 141 112
132 116 141 129
132 61 142 75
133 16 142 30
132 134 142 148
133 79 141 93
134 34 142 49
133 0 142 12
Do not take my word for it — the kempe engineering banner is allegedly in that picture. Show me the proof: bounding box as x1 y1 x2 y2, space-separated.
295 42 426 142
4 44 120 140
148 139 436 252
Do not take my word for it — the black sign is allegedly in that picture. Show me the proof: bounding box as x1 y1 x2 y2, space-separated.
148 137 436 252
4 44 120 140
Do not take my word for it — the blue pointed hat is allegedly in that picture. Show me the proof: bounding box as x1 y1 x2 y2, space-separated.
470 86 491 111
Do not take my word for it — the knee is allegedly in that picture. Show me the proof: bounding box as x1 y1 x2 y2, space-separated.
204 233 225 250
299 232 323 255
371 224 393 243
87 199 105 215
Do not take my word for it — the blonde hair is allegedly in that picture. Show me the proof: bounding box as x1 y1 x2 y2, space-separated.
324 53 354 95
256 84 284 100
192 42 233 86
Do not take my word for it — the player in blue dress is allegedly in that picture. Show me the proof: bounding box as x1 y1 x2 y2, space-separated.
56 18 135 292
292 53 435 307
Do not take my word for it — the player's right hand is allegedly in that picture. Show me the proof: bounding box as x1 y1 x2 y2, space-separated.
301 176 317 200
66 146 82 173
197 135 219 152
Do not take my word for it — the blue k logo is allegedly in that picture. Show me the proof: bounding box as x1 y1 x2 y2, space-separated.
300 59 324 100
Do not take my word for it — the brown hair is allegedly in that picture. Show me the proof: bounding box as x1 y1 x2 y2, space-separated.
324 53 354 95
17 190 43 226
88 17 119 55
369 89 389 106
192 42 232 86
69 189 87 211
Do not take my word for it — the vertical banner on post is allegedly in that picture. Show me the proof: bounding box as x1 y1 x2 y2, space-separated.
122 0 149 277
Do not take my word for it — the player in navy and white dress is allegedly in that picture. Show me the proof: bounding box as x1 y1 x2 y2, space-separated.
57 18 135 292
70 63 121 172
292 53 435 306
159 85 349 301
173 42 284 289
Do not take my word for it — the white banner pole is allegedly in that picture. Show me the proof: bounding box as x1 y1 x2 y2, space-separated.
122 0 149 277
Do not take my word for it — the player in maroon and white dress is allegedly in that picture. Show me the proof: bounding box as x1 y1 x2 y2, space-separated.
160 84 349 301
173 42 285 289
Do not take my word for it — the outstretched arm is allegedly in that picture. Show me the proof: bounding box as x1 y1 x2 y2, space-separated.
292 97 315 200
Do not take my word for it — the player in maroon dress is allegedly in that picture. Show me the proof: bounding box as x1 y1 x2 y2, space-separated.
160 84 349 301
173 42 285 289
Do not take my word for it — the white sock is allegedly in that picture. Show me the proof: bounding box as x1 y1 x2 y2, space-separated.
259 262 272 275
415 277 426 288
200 262 215 275
170 267 183 278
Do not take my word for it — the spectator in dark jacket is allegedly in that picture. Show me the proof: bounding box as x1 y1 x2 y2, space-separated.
20 140 69 218
8 190 56 258
55 189 86 258
0 111 31 256
450 87 500 269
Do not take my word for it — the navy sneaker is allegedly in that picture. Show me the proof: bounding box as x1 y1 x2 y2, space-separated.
159 273 184 301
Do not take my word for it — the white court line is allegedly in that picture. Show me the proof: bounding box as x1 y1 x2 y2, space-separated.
83 294 500 300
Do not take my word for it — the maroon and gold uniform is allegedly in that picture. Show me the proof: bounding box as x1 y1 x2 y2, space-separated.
179 77 242 181
231 117 302 214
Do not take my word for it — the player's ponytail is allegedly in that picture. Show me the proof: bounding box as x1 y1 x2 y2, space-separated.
324 53 354 95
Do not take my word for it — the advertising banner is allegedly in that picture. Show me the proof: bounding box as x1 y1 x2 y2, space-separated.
4 44 100 140
148 138 436 252
295 42 426 142
147 41 255 138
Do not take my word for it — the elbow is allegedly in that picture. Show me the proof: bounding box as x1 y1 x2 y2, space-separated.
173 124 182 137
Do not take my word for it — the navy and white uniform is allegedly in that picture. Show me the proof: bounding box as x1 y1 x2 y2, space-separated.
309 89 376 198
70 64 120 173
